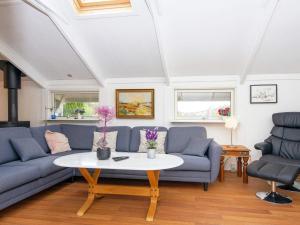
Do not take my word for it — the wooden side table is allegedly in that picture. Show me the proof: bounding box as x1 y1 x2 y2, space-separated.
219 145 250 183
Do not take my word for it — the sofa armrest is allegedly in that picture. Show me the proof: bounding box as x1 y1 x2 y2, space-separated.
254 142 272 155
207 140 222 182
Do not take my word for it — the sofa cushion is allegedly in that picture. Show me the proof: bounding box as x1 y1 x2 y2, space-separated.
10 138 48 162
167 127 207 154
0 165 40 193
0 127 32 164
96 126 131 152
45 130 71 154
5 156 66 178
138 130 167 154
61 124 96 150
130 127 168 152
182 138 212 157
30 125 62 153
168 153 210 171
92 131 118 151
280 139 300 160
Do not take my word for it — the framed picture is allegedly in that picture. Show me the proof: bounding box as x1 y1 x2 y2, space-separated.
115 89 155 119
250 84 278 104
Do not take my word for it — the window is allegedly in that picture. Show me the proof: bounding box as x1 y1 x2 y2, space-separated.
51 91 99 118
174 89 234 122
74 0 131 12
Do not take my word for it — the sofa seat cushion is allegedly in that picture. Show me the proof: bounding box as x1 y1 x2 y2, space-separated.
260 154 300 168
168 153 210 171
0 165 41 193
4 156 66 178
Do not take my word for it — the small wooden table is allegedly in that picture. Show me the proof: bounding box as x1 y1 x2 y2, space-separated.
54 152 183 222
219 145 250 183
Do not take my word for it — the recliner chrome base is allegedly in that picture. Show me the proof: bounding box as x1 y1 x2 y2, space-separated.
256 192 292 204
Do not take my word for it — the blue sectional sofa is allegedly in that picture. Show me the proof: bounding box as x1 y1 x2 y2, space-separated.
0 124 222 210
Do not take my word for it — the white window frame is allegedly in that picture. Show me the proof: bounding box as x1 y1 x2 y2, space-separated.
174 89 235 123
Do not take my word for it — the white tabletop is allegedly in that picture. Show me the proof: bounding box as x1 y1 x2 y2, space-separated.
54 152 183 171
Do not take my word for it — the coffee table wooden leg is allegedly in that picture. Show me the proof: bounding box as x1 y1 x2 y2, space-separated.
242 157 249 183
219 156 225 182
146 170 160 222
237 157 242 177
77 168 101 216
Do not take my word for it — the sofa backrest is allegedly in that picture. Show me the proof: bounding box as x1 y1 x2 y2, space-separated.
95 126 131 152
61 124 96 150
268 112 300 159
130 126 168 152
0 127 32 164
167 127 207 153
30 125 62 153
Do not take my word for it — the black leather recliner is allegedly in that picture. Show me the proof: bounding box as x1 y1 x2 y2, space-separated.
247 112 300 204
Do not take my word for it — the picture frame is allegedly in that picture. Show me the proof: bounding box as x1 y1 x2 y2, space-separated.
250 84 278 104
115 89 155 119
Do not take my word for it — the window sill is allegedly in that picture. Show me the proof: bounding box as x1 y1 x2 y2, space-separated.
170 119 225 124
46 118 98 122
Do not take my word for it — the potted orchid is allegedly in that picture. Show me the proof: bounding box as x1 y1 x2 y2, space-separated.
96 105 115 160
145 127 158 159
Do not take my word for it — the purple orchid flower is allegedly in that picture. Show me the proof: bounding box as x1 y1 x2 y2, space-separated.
145 127 158 149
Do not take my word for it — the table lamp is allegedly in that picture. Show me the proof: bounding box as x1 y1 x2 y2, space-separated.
224 116 239 147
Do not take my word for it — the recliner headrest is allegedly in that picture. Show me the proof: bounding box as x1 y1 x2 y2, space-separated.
272 112 300 128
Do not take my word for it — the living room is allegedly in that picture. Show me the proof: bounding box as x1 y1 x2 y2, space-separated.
0 0 300 224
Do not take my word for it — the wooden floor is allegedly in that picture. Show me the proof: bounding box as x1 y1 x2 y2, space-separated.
1 172 300 225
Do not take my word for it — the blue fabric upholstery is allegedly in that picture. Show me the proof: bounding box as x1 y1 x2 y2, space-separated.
96 126 131 152
30 125 62 153
130 126 168 152
10 138 48 161
61 124 96 150
167 127 207 153
168 153 211 171
182 138 213 157
208 140 222 182
0 127 32 164
0 165 40 193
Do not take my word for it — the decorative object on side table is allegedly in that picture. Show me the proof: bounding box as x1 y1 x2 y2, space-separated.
115 89 155 119
250 84 278 104
96 105 115 160
74 108 85 119
224 116 239 147
145 127 158 159
219 145 250 183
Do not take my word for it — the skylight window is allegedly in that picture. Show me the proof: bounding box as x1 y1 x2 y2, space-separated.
74 0 131 12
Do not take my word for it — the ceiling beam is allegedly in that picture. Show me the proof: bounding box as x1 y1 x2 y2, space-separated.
240 0 280 84
145 0 170 85
23 0 106 87
0 39 48 87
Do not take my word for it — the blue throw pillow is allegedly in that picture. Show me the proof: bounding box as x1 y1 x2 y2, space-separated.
10 138 48 162
182 137 213 157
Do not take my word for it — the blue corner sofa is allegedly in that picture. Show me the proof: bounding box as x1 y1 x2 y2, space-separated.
0 124 222 210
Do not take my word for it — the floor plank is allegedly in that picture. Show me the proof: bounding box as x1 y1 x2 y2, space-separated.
0 172 300 225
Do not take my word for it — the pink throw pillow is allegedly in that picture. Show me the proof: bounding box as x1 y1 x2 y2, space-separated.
45 130 71 154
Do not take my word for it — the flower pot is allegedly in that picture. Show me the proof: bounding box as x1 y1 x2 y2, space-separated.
97 147 111 160
147 148 156 159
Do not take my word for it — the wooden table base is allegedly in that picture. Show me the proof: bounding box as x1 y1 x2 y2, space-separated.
78 168 160 222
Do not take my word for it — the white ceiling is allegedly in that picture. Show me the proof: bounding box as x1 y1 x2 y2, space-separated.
0 0 299 87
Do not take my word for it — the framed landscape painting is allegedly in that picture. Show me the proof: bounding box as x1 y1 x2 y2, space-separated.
116 89 155 119
250 84 278 104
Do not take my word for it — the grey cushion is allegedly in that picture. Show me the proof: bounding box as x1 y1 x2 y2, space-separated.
30 125 62 153
273 112 300 128
182 138 212 157
0 127 32 164
96 126 131 152
167 127 207 154
260 154 300 168
0 165 40 193
247 160 299 185
5 156 65 178
168 153 211 171
61 124 96 150
10 138 48 162
130 126 168 152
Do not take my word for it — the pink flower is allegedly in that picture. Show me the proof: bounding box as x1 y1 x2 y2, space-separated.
96 106 115 122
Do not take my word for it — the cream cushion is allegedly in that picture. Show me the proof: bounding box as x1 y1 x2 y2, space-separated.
44 130 71 154
138 130 167 154
92 131 118 151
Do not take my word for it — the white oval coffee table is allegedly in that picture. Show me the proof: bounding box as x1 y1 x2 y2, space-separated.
54 152 183 221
